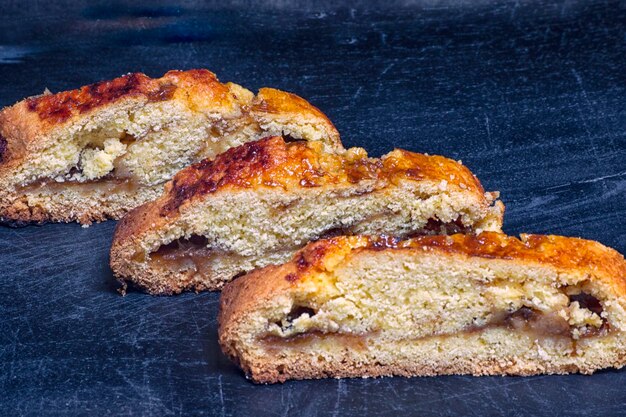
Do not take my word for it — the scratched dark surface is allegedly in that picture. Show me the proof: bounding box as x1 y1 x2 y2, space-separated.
1 0 625 416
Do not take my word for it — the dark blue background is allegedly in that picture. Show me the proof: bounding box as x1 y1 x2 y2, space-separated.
1 1 625 415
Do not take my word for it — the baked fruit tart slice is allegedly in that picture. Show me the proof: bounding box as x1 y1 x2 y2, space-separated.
110 136 503 294
218 232 626 383
0 69 341 224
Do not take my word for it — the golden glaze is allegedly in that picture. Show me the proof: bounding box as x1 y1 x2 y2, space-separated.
253 88 331 119
24 69 232 124
160 136 487 214
287 232 626 295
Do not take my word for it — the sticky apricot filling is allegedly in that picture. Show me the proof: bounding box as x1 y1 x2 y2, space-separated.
419 218 469 235
149 235 218 274
258 291 609 349
152 235 211 259
146 219 471 274
18 133 142 194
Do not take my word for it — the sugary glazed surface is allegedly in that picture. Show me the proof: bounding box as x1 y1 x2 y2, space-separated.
159 135 492 214
24 71 216 124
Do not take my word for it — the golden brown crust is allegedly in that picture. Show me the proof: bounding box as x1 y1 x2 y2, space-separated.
157 136 489 215
20 70 233 125
0 101 42 171
253 88 336 128
241 233 626 297
253 88 316 115
222 341 622 384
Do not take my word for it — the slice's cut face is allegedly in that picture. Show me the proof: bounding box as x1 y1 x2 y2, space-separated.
218 232 626 383
0 70 341 224
110 136 504 294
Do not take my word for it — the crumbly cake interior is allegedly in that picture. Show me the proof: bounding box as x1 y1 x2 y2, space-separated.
16 98 259 194
132 185 502 293
224 249 626 382
5 101 258 222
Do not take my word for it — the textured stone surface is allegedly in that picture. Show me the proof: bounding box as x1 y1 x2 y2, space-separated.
0 0 624 415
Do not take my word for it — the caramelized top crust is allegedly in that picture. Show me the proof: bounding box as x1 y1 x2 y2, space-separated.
23 69 234 124
0 69 243 171
253 88 331 119
160 136 487 215
294 233 626 289
219 232 626 333
250 88 340 143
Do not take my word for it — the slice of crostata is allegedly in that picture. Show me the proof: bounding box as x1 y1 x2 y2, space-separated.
0 69 341 224
110 136 503 295
218 232 626 383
